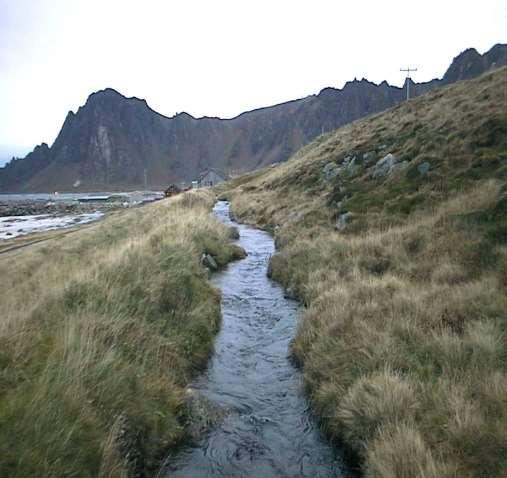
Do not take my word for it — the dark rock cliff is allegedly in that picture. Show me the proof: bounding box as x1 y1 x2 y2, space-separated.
1 44 506 192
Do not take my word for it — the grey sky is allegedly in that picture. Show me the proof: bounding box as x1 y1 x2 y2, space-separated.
1 0 506 164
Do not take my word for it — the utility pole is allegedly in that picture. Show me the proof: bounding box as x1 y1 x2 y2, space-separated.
400 67 417 101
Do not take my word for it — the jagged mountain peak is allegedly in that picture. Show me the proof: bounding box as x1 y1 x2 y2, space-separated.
485 43 507 65
34 142 49 151
318 77 398 98
443 43 507 84
317 86 338 97
172 111 195 121
86 87 128 103
459 47 480 57
82 88 154 114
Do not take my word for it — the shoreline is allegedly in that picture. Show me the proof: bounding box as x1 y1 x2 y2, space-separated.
0 199 120 217
0 193 164 239
0 190 163 216
0 211 104 240
0 199 116 240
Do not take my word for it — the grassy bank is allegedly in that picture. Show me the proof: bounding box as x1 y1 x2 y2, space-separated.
225 68 507 477
0 190 243 476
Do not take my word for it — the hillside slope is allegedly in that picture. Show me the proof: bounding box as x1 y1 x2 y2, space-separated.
1 44 506 192
225 67 507 477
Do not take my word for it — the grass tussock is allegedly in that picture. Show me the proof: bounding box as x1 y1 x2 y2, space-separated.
225 68 507 477
0 190 242 477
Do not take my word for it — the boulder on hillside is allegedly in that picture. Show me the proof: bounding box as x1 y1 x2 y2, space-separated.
344 155 361 173
335 212 354 231
322 162 341 181
372 153 399 178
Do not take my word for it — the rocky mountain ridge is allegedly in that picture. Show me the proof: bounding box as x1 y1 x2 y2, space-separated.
1 43 506 192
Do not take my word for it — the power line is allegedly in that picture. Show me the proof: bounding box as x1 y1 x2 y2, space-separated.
400 67 418 101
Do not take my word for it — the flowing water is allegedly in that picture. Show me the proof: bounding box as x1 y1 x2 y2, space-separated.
161 201 347 477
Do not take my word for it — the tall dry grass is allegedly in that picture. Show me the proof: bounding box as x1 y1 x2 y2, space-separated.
226 68 507 477
236 182 507 477
0 190 241 477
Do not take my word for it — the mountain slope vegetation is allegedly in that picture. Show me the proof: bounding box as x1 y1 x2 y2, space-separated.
224 66 507 477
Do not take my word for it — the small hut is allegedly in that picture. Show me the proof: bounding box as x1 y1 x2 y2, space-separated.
197 168 229 187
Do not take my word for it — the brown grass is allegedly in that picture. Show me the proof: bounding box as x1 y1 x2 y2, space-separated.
0 190 241 476
225 68 507 477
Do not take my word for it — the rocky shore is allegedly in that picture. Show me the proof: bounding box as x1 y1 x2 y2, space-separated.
0 195 167 240
0 199 123 217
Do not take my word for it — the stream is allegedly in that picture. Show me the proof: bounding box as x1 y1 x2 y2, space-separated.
161 201 348 477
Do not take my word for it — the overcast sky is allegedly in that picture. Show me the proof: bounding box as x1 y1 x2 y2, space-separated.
1 0 506 163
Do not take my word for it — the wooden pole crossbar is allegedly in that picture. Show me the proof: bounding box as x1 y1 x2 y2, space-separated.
400 67 418 101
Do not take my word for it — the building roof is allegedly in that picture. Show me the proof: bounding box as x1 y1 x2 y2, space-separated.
198 167 229 181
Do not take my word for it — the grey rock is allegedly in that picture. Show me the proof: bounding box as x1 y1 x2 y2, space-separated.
345 156 359 173
417 161 431 175
201 253 218 271
322 162 340 181
335 212 352 231
372 153 398 178
342 155 357 166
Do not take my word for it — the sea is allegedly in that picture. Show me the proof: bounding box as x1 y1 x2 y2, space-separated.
0 191 163 240
0 192 157 202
